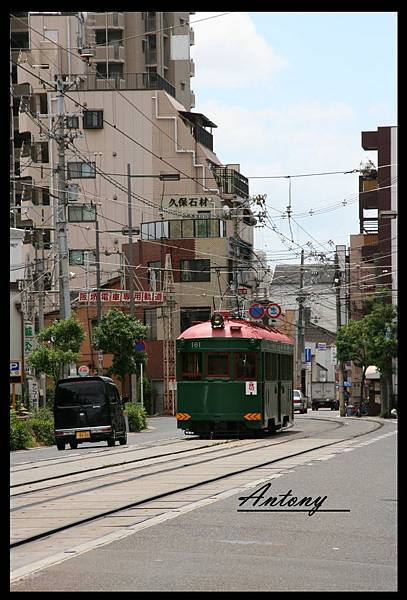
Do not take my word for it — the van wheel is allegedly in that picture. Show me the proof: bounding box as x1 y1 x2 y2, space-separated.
56 442 65 451
119 433 127 445
69 442 78 450
107 438 116 447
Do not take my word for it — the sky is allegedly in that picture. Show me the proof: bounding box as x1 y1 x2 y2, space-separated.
191 11 397 266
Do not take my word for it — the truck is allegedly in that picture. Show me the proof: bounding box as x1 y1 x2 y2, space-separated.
311 381 338 410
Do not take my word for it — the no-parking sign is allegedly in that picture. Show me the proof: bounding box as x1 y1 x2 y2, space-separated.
248 304 266 319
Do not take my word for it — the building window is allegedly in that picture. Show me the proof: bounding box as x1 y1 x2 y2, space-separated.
68 204 97 222
41 187 50 206
144 308 157 340
66 115 79 129
67 161 96 179
147 261 161 290
69 250 95 266
180 307 211 333
180 259 210 282
182 220 194 238
83 110 103 129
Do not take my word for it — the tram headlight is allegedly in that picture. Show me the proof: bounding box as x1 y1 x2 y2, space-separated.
211 313 225 329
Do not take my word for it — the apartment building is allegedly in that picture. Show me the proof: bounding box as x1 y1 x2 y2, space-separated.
348 125 397 404
11 12 257 402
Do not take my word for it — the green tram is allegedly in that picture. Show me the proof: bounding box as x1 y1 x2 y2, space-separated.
176 311 294 437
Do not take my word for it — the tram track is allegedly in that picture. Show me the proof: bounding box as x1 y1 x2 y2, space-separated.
11 415 345 493
10 417 383 550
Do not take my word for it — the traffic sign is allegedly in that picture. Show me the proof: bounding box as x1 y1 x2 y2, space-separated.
266 303 282 319
304 348 312 363
135 341 146 352
78 365 89 377
10 360 22 377
248 304 266 319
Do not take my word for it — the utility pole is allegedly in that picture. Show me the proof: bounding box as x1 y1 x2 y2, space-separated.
35 230 47 407
127 163 137 401
296 250 305 391
55 76 71 321
335 251 346 417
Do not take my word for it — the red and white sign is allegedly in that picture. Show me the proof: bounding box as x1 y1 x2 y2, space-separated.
266 303 282 319
246 381 257 395
78 365 89 377
79 291 164 303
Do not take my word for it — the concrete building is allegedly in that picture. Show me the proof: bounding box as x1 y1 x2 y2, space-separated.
11 12 257 403
269 262 337 333
10 228 26 400
348 126 397 405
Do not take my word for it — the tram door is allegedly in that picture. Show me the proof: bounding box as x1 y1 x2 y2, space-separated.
277 354 282 424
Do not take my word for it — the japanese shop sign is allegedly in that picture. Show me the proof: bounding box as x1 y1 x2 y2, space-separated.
78 291 164 303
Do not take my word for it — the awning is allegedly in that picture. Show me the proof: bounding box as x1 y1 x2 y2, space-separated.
365 365 380 380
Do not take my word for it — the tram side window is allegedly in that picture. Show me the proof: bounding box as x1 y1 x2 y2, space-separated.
271 353 278 380
235 353 257 380
279 354 292 380
207 353 230 378
181 352 202 380
265 353 271 381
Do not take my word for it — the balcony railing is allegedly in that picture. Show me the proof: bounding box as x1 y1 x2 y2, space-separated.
213 167 249 199
193 124 213 151
71 72 175 97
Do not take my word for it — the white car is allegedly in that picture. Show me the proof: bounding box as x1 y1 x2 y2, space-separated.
293 389 308 414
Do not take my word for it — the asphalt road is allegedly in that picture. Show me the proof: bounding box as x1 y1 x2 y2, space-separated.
10 417 397 592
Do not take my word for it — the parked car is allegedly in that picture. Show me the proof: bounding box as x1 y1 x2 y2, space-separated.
293 389 308 414
54 376 127 450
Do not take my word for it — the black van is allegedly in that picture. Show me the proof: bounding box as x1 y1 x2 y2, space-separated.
54 376 127 450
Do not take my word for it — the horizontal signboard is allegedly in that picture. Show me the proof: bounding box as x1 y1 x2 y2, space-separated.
78 291 164 303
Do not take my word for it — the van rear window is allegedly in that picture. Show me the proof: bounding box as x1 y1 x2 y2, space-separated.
55 381 105 407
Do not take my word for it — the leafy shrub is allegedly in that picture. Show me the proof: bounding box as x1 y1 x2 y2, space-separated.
10 412 35 451
28 417 55 446
125 402 147 432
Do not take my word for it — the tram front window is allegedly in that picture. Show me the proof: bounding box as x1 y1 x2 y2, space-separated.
181 352 202 380
207 353 230 378
235 352 257 380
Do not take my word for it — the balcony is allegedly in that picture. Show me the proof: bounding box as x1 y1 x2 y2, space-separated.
190 27 195 45
190 59 195 77
193 124 213 151
93 12 124 29
71 72 176 97
93 44 125 62
145 14 157 32
213 167 249 199
145 48 157 64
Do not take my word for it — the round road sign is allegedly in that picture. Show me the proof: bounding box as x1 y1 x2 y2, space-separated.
78 365 89 377
135 341 146 352
249 304 266 319
266 303 282 319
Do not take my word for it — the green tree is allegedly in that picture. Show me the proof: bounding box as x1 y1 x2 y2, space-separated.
363 300 397 417
337 291 397 417
27 316 85 385
336 318 374 406
93 309 148 393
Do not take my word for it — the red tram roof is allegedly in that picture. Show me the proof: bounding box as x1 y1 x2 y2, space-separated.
178 318 293 345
